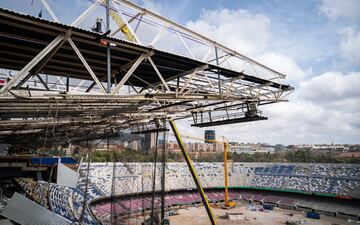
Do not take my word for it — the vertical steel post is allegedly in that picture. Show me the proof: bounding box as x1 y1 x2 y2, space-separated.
106 0 111 93
66 75 69 92
80 153 91 223
168 119 217 225
161 125 166 223
150 131 159 225
111 149 117 225
224 143 229 206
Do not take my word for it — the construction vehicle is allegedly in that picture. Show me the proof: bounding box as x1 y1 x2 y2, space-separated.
169 133 236 208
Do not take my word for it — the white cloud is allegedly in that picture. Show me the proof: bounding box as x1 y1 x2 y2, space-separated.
185 8 271 56
257 53 307 85
319 0 360 21
244 71 360 144
340 27 360 65
182 8 310 83
299 71 360 104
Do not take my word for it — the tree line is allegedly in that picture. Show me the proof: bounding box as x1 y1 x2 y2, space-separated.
230 149 360 164
70 148 360 164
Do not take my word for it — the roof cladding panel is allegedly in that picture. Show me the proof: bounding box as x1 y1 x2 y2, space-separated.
0 7 293 91
0 8 207 88
0 6 295 147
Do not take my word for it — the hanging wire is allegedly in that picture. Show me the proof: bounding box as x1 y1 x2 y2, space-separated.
35 99 53 195
141 164 146 224
51 100 59 135
110 138 117 225
128 174 136 218
42 100 53 150
160 123 167 223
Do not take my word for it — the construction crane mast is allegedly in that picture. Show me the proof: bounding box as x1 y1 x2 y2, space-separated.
169 132 235 208
223 141 235 208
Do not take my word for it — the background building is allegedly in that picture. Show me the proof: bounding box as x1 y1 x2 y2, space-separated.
204 130 215 143
229 143 275 154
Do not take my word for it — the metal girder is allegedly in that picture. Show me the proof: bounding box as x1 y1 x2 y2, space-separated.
191 114 268 127
148 57 171 92
141 65 209 93
0 0 106 95
35 74 50 91
71 0 104 27
68 38 107 93
114 0 286 79
40 0 59 22
111 52 151 94
0 34 65 95
0 0 294 148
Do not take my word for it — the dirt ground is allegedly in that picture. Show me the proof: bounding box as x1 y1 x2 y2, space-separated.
167 202 357 225
124 201 358 225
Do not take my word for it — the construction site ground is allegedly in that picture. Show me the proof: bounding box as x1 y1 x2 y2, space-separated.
168 202 356 225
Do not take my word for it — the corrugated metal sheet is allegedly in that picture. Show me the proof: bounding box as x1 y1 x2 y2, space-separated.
0 192 72 225
0 7 292 90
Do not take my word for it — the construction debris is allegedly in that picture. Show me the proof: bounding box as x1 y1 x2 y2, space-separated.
285 219 307 225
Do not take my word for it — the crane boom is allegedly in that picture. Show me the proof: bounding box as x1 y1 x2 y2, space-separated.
170 133 226 143
109 9 137 42
86 0 137 42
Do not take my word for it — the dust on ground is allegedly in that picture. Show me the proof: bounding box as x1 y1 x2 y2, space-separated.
168 202 356 225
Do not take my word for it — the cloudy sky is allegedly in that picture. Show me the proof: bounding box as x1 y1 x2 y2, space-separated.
1 0 360 145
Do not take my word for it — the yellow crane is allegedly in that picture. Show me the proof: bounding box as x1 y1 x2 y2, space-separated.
109 9 137 42
90 0 137 42
169 133 236 208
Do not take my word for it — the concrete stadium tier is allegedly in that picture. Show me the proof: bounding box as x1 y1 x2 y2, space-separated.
12 162 360 225
78 162 360 198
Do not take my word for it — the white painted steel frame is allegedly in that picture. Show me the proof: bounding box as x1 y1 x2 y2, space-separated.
0 0 294 147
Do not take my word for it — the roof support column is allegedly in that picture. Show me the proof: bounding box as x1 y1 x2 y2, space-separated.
106 0 111 93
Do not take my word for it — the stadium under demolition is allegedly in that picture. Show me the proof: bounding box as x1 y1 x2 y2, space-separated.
0 0 359 225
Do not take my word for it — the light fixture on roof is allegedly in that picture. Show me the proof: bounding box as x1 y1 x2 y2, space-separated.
91 18 104 33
